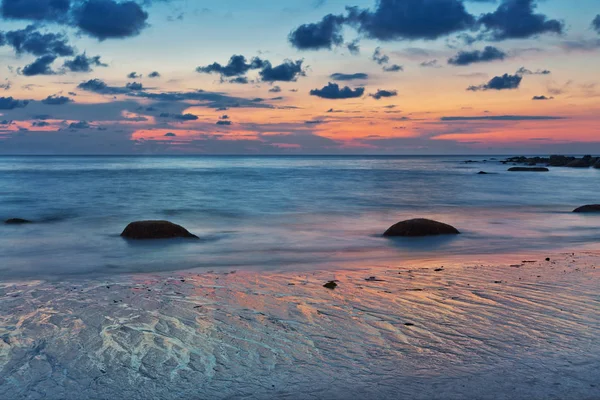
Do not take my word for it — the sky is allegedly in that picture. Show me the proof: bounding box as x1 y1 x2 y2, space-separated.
0 0 598 155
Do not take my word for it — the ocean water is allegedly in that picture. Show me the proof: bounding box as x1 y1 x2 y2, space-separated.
0 155 599 279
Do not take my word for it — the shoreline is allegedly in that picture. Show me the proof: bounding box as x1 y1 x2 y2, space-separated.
1 251 599 399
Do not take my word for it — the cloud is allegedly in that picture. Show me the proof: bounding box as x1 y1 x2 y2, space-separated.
420 59 439 68
467 73 522 91
196 55 265 77
269 86 281 93
148 71 160 78
259 59 305 82
173 113 198 120
346 40 360 54
1 0 70 22
532 95 553 100
288 14 345 50
516 67 550 75
74 0 149 40
372 47 389 65
441 115 564 121
0 96 29 109
164 132 176 137
329 72 368 81
370 89 397 100
63 53 107 72
216 120 231 125
127 71 141 79
125 82 143 91
309 82 364 99
69 121 90 129
593 15 600 34
77 78 133 94
345 0 475 41
479 0 564 40
3 25 74 57
22 55 57 76
41 95 72 105
383 64 403 72
448 46 506 66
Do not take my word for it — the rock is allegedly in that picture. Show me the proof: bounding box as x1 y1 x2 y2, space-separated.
383 218 460 237
323 281 337 290
5 218 32 224
508 167 549 172
566 159 591 168
477 171 488 174
573 205 600 213
120 220 198 239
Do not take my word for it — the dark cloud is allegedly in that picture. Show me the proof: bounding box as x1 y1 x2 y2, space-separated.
77 78 108 92
69 120 90 129
127 71 141 79
42 95 72 105
220 115 229 119
0 96 29 109
448 46 506 66
347 40 360 54
383 64 403 72
372 47 389 65
467 73 522 91
75 0 149 40
125 82 143 91
148 71 160 78
593 15 600 34
32 121 50 127
173 113 198 120
370 89 397 100
269 86 282 93
420 59 439 68
288 14 345 50
22 55 57 76
345 0 475 41
77 78 136 95
479 0 564 40
310 82 364 99
259 60 304 82
330 72 368 81
228 76 249 84
164 132 176 137
441 115 564 121
1 0 70 22
216 120 231 125
63 53 106 72
516 67 550 75
196 55 265 77
4 26 74 57
532 95 553 100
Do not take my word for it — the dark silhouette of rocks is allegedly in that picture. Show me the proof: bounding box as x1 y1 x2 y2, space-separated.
573 205 600 213
508 167 549 172
121 220 198 239
5 218 32 224
323 281 337 290
504 155 599 169
384 218 460 237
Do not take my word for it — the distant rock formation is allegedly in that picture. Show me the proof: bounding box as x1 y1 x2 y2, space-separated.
573 205 600 213
508 167 549 172
5 218 32 224
121 220 199 239
504 155 599 169
383 218 460 237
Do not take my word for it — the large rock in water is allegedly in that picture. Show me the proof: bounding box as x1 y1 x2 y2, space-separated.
573 205 600 213
383 218 460 237
121 220 198 239
5 218 32 224
508 167 549 172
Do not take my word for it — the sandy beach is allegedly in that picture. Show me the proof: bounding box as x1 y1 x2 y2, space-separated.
1 251 599 399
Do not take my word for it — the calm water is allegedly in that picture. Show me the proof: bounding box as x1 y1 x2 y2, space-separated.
1 155 599 279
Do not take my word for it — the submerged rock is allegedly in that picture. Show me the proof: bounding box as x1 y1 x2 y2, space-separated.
5 218 32 224
323 281 337 290
383 218 460 237
508 167 549 172
120 220 198 239
573 205 600 213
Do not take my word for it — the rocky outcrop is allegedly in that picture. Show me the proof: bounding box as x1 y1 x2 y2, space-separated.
573 205 600 213
503 155 599 168
383 218 460 237
5 218 32 224
121 220 199 239
508 167 549 172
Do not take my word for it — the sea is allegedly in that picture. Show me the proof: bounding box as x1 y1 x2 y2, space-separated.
1 155 599 279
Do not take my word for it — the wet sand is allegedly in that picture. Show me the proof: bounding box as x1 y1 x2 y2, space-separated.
1 252 599 399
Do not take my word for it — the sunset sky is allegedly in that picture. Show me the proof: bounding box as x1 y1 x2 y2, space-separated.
0 0 598 154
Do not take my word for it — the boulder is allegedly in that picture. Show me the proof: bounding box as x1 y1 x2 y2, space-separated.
573 205 600 213
508 167 549 172
121 220 198 239
566 159 591 168
383 218 460 237
5 218 32 224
